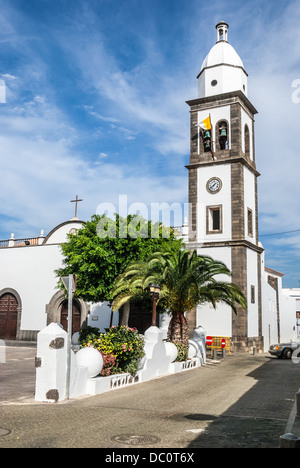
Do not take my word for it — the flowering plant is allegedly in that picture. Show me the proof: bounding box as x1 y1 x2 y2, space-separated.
79 326 100 347
100 352 117 376
80 325 145 376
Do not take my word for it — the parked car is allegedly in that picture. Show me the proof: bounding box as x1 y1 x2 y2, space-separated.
269 337 300 359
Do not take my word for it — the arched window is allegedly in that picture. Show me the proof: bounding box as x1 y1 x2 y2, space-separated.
244 124 250 157
217 121 228 150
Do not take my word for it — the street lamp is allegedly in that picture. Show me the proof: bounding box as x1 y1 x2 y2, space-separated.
149 284 160 327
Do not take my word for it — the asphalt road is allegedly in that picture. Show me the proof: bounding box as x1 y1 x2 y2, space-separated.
0 346 300 449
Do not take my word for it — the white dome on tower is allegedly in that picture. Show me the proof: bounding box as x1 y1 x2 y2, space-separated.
200 41 244 71
197 22 248 98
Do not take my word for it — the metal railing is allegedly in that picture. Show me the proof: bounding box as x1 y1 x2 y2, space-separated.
0 237 40 248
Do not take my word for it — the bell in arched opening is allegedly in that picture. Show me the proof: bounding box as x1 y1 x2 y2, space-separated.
203 129 212 152
218 121 228 150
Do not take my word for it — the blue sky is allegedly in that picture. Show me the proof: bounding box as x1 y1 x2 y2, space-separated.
0 0 300 287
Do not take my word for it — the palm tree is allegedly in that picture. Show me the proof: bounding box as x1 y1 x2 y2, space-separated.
111 247 247 347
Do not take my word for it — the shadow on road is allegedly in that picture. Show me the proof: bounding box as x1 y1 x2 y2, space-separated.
187 356 300 448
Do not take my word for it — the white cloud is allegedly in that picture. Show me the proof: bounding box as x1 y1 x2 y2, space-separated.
245 2 300 237
0 95 187 238
0 0 299 292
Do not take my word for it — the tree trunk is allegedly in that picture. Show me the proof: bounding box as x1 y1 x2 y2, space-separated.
167 311 189 347
120 302 130 326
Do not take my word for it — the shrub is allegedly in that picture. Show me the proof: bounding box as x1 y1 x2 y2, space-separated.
79 326 100 347
100 352 118 376
173 341 189 362
80 325 145 376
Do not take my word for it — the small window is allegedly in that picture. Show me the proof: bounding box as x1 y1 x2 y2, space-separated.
247 208 253 237
211 79 218 87
244 124 250 157
207 205 222 234
251 285 255 304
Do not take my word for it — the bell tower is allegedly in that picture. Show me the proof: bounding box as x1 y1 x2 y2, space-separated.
186 22 264 352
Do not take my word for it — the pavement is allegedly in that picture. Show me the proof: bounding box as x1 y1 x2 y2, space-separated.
0 342 300 449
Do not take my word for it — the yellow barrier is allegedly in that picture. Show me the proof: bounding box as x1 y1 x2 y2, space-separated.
206 336 231 354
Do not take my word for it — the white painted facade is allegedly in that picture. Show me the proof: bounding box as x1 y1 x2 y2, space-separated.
197 242 299 351
0 218 118 341
88 301 119 331
261 254 299 350
196 245 233 339
247 247 259 338
0 220 82 333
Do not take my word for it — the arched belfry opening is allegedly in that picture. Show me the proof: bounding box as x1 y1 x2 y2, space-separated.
217 120 229 150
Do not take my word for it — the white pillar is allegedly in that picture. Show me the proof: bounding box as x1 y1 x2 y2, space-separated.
35 323 68 402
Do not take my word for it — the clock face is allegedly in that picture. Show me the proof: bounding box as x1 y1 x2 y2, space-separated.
207 177 222 193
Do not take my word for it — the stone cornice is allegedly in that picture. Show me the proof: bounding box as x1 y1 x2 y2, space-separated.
186 90 258 116
186 239 265 254
185 156 261 177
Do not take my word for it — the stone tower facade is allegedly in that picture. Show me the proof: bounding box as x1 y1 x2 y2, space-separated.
186 22 264 352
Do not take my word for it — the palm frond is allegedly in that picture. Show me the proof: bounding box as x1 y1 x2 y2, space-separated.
110 246 247 319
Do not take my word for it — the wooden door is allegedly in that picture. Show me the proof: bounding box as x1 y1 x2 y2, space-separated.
128 303 152 334
0 293 18 340
60 301 81 335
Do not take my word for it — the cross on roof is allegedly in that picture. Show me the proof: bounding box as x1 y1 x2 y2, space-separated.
70 195 83 218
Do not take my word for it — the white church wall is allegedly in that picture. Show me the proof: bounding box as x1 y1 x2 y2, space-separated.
197 302 232 338
88 302 119 332
244 167 256 242
199 65 247 99
196 246 232 337
279 292 297 344
261 279 278 351
44 220 83 244
0 244 63 331
198 246 232 271
282 289 300 338
247 248 259 338
0 220 86 338
260 259 298 349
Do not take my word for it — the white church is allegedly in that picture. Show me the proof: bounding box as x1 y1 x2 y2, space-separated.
0 22 299 352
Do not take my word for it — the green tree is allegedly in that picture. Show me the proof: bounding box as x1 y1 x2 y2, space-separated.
111 248 247 346
55 214 183 308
